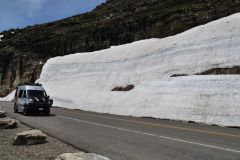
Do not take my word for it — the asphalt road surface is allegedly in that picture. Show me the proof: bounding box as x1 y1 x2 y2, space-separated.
1 101 240 160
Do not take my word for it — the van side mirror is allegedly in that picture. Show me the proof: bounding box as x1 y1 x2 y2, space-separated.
49 99 53 106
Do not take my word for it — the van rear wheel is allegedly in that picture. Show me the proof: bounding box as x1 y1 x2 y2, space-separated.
14 104 18 113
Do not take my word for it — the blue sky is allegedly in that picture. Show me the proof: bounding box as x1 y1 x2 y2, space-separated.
0 0 106 31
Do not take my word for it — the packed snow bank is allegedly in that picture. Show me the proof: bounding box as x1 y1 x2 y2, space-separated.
36 13 240 126
0 90 15 102
3 13 240 126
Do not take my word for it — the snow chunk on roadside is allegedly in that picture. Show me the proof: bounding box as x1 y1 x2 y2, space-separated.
0 35 3 42
55 152 111 160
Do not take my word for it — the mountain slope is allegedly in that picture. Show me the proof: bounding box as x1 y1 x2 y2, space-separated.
30 13 240 126
0 0 240 95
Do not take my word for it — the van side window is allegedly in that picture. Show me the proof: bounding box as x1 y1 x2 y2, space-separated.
19 90 23 98
23 90 27 98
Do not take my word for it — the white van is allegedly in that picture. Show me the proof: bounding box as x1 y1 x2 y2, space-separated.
14 83 53 116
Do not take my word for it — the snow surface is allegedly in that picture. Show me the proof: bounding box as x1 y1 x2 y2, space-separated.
2 13 240 126
0 90 15 102
0 35 3 42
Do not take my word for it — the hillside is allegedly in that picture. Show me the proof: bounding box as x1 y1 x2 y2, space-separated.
0 0 240 96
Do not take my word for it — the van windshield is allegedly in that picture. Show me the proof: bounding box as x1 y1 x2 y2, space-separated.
27 90 47 99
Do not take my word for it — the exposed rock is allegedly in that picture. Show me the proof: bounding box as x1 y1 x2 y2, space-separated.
112 84 134 91
196 66 240 75
0 54 45 96
55 152 111 160
123 84 135 91
112 86 124 91
0 119 17 129
0 109 6 118
170 66 240 78
170 74 188 77
13 130 47 145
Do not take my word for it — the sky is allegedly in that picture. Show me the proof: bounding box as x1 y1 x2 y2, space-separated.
0 0 106 32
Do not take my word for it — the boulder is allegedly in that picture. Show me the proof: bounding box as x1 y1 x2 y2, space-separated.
0 110 6 118
55 152 111 160
13 130 47 145
0 119 17 129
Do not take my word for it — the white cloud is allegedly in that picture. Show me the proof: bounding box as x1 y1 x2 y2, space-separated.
19 0 47 17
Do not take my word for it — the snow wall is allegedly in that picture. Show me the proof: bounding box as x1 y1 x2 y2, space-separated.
11 14 240 126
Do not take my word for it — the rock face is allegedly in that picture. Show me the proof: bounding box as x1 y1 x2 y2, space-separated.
0 110 6 118
13 130 47 145
0 0 240 95
55 152 111 160
0 119 17 129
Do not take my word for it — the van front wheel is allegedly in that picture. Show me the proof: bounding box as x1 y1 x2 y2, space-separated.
23 106 29 116
44 110 50 116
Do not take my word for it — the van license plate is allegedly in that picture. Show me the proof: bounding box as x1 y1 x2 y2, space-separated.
39 108 43 111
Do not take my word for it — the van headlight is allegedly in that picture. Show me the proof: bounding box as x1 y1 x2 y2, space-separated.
29 99 33 103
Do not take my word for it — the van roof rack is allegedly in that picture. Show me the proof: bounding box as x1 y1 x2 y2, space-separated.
18 82 42 87
34 83 42 86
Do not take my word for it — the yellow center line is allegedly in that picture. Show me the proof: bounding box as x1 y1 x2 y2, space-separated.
55 109 240 138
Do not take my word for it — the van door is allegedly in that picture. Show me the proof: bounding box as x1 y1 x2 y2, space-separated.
22 90 27 107
17 90 25 112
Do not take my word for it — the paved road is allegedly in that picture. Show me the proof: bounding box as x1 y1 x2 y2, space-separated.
1 102 240 160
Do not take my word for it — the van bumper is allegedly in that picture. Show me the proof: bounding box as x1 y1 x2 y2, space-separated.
26 103 50 113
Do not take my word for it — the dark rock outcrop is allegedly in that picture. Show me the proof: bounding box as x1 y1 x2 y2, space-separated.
170 66 240 78
196 66 240 75
1 0 240 95
170 74 188 77
112 84 135 91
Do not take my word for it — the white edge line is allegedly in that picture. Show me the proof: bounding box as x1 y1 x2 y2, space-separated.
58 115 240 154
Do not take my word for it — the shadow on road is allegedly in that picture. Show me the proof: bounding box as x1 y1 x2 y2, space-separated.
17 113 56 117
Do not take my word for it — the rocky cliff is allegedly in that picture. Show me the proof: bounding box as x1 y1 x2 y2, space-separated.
0 0 240 96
